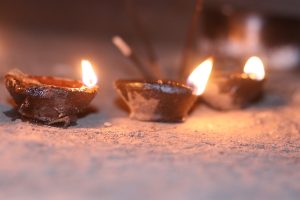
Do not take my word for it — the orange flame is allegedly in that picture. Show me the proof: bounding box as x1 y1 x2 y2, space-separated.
81 60 98 88
187 58 213 96
243 56 265 80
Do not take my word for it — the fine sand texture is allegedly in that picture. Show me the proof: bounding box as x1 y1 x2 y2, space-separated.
0 30 300 200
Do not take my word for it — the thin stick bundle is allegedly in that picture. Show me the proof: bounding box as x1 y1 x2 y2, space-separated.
112 0 203 81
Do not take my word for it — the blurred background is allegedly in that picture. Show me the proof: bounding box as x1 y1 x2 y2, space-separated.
0 0 299 113
0 2 300 199
0 0 299 42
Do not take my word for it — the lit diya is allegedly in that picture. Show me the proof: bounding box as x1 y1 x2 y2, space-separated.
203 56 266 110
5 60 98 126
115 58 213 122
112 0 209 122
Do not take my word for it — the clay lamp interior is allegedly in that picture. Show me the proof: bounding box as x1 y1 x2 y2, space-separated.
115 58 213 122
203 56 266 110
5 60 98 127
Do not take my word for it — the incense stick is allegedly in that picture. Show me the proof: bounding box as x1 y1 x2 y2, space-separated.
126 0 162 78
178 0 203 80
112 36 156 80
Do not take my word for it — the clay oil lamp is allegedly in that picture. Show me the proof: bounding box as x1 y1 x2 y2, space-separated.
112 0 211 122
5 60 98 127
203 56 266 110
115 58 213 122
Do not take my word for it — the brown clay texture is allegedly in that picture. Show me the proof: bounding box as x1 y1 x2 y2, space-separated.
203 74 265 110
115 80 197 122
5 69 98 126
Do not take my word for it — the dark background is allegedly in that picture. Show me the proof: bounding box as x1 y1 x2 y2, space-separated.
0 0 299 44
0 0 299 80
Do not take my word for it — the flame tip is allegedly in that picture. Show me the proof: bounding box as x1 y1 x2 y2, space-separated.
186 57 213 96
243 56 265 81
81 59 98 88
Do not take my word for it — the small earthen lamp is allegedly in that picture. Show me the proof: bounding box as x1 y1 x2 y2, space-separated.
115 58 213 122
203 56 266 110
5 60 98 126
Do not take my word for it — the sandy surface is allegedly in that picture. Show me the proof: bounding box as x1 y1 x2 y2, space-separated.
0 30 300 200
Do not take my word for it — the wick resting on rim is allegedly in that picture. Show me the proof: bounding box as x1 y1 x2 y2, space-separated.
178 0 203 81
112 36 156 80
125 0 162 78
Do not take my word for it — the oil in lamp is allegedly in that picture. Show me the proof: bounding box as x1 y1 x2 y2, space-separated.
115 58 213 122
5 60 98 127
203 56 266 110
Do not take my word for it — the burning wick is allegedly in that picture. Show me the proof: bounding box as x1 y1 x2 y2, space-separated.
202 56 266 110
243 56 265 81
114 57 213 122
187 58 213 96
81 60 98 88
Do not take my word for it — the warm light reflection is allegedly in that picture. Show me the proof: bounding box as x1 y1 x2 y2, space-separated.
243 56 265 80
187 58 213 96
81 60 98 88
